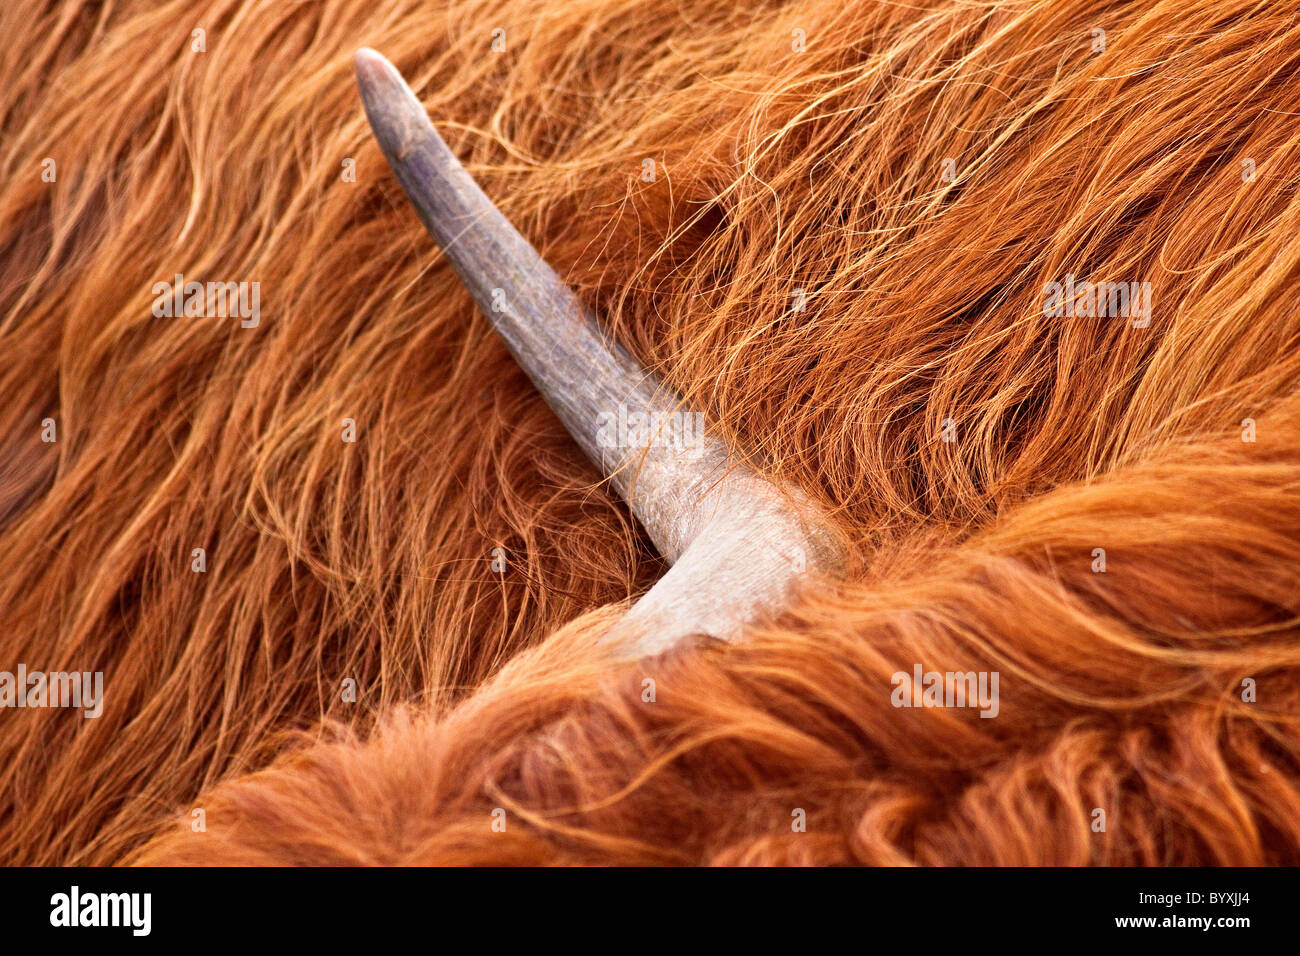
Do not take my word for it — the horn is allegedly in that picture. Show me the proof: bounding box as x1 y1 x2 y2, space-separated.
353 48 843 656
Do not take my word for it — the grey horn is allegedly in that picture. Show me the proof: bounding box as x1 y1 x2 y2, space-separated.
354 48 844 656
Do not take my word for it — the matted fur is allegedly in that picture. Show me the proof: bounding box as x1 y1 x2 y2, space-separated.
1 0 1298 865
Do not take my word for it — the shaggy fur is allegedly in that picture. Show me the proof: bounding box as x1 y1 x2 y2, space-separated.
1 0 1299 865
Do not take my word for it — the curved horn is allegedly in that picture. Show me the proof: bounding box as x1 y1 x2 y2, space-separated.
354 48 844 656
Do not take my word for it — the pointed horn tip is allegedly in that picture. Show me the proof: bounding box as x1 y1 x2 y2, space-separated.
352 47 395 87
353 48 428 160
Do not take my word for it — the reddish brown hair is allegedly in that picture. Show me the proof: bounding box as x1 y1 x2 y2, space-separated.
1 0 1298 865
